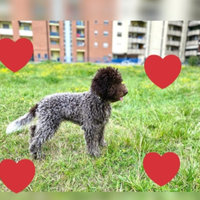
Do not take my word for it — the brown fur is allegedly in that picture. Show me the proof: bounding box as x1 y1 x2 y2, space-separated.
91 67 128 102
29 104 38 117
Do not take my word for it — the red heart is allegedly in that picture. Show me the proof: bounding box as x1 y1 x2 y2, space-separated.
0 159 35 193
0 38 33 72
143 152 180 186
144 55 181 89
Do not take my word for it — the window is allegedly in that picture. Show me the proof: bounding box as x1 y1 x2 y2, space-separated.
117 32 122 37
45 54 48 59
118 22 122 26
24 25 30 30
51 41 58 45
103 43 108 48
104 31 108 36
95 21 98 24
76 21 84 26
38 54 41 59
77 41 84 46
3 24 9 29
94 31 98 35
104 21 109 25
94 42 98 47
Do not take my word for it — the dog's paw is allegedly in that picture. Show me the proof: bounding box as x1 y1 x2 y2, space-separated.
88 149 101 157
99 140 107 147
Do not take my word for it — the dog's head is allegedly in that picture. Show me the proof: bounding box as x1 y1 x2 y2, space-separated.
91 67 128 102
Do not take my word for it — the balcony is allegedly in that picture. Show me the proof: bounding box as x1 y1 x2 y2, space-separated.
0 28 13 35
167 30 182 36
50 32 60 38
128 26 146 33
187 30 200 36
185 50 197 56
188 21 200 27
166 40 180 46
19 30 33 37
77 42 85 47
186 40 199 46
77 34 85 40
49 21 59 25
76 21 85 29
127 49 145 55
168 21 182 26
128 38 146 44
165 50 179 57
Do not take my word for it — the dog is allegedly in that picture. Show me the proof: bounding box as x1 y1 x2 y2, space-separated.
6 67 128 159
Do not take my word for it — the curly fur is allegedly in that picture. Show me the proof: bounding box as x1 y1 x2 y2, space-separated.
6 67 128 159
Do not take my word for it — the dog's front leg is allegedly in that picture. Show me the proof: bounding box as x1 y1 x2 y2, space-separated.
98 126 107 147
84 127 101 157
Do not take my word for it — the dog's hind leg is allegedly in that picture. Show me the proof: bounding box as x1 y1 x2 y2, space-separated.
29 121 60 160
29 125 36 143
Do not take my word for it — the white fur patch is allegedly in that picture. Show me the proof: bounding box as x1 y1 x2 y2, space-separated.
6 121 22 134
6 113 29 134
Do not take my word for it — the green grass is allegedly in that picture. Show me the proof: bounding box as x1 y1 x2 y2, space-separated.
0 62 200 192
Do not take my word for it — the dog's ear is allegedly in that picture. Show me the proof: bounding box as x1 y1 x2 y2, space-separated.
91 71 109 99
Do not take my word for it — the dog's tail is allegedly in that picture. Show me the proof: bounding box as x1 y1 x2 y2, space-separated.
6 104 38 134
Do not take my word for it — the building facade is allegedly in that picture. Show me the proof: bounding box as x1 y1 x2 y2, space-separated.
0 20 200 63
0 20 65 62
185 21 200 58
112 20 188 63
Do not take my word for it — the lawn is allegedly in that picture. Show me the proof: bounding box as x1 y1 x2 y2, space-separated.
0 62 200 192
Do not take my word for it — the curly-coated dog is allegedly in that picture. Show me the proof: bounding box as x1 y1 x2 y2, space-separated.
6 67 128 159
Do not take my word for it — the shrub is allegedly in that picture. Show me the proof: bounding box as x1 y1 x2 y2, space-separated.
188 56 199 66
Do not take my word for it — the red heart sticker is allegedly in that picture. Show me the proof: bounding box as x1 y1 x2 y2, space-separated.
143 152 180 186
0 159 35 193
0 38 33 72
144 55 181 89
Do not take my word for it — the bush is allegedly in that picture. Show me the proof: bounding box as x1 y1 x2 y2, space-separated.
188 56 199 66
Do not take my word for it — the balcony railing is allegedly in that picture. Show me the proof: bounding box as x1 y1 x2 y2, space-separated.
19 30 33 37
186 40 199 46
166 40 180 46
77 34 85 38
185 50 197 56
167 30 182 36
50 32 59 36
168 21 182 26
165 50 179 56
128 37 146 44
0 28 13 35
129 26 146 33
127 49 145 54
187 30 200 36
188 21 200 27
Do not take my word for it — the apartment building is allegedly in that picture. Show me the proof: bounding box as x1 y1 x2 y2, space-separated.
0 20 65 62
147 21 187 62
185 21 200 58
71 20 112 62
112 21 147 63
112 21 188 63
